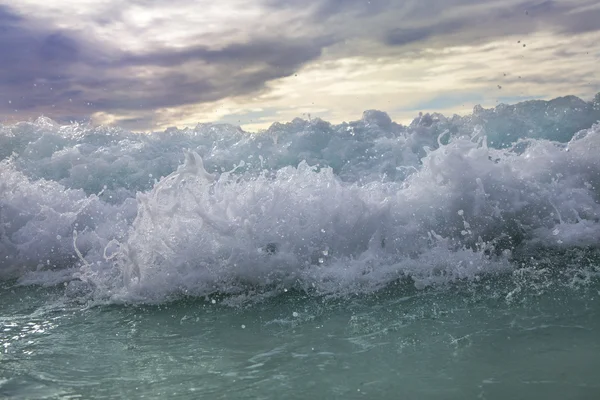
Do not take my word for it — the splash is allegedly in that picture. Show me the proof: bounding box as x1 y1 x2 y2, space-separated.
1 94 599 303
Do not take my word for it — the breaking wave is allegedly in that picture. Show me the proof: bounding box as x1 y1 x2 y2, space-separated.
1 94 599 303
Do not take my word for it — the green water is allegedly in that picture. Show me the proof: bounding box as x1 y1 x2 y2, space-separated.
1 272 600 400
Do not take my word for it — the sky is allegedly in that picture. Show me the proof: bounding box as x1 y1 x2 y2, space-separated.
0 0 599 132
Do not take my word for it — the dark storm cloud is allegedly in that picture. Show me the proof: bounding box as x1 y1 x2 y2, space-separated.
0 11 81 72
118 38 331 71
86 35 334 112
0 5 90 111
265 0 600 55
0 3 334 128
382 0 600 48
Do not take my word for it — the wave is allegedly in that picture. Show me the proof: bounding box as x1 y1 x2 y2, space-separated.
1 94 600 303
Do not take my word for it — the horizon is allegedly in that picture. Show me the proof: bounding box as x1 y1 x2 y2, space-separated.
1 0 599 132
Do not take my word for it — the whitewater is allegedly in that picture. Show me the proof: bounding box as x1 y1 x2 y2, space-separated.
1 94 600 399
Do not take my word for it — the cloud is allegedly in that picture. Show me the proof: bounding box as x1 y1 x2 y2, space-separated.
0 2 334 128
118 38 331 70
385 20 466 47
0 0 598 130
0 5 89 112
92 37 334 114
203 28 600 132
379 0 600 49
267 0 392 20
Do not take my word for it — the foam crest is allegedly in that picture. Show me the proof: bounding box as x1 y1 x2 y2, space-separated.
102 127 599 302
0 161 137 280
1 94 599 303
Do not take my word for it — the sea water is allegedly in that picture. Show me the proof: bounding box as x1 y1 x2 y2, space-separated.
1 95 600 399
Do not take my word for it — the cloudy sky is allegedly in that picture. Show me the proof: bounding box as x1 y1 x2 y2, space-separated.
0 0 598 131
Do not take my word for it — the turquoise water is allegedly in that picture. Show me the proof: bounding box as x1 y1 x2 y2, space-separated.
2 97 600 399
2 270 599 400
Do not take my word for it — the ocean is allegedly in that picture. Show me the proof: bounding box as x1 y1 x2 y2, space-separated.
1 94 600 399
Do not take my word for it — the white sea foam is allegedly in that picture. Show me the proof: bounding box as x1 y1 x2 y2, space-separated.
1 95 599 303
